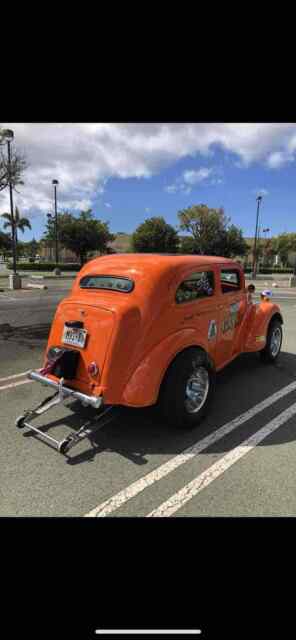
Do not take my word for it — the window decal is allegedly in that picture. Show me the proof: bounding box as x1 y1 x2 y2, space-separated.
208 320 217 340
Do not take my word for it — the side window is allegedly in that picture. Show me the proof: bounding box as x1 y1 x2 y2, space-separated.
220 269 241 294
175 271 214 304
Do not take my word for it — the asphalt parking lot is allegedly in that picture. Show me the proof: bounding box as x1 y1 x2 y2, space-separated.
1 288 296 517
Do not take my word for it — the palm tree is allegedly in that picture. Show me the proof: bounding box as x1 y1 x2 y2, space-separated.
1 206 31 243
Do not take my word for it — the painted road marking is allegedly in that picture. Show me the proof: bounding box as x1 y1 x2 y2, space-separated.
148 401 296 517
95 631 201 636
84 380 296 517
0 379 32 391
0 370 31 383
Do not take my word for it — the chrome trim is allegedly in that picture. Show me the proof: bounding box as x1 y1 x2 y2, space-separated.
28 370 103 409
185 366 210 414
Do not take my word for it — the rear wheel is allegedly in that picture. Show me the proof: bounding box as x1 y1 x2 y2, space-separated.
158 347 216 429
260 318 283 363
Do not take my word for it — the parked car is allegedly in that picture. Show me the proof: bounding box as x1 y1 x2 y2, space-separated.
28 254 283 430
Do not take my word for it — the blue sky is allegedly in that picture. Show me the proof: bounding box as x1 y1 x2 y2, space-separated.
1 123 296 241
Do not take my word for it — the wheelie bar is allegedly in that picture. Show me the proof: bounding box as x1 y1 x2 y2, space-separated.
15 385 118 455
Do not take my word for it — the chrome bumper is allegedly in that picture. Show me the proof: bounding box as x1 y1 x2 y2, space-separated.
28 370 103 409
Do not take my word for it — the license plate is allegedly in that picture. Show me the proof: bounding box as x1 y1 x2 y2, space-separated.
62 326 87 348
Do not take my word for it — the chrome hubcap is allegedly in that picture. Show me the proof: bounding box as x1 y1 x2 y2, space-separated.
185 366 209 414
270 327 282 357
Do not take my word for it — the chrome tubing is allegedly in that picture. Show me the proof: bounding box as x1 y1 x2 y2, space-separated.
28 370 103 409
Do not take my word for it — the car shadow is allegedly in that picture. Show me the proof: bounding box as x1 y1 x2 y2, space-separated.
21 350 296 465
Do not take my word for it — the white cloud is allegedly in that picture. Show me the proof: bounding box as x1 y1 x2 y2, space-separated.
1 123 296 216
165 184 178 194
165 166 215 194
183 168 212 185
104 202 112 208
266 151 293 169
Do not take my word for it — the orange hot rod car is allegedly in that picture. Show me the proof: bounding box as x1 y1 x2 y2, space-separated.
17 254 283 452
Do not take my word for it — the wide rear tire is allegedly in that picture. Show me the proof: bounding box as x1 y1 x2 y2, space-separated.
158 347 216 429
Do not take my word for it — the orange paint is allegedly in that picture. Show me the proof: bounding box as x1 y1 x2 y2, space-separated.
44 254 283 407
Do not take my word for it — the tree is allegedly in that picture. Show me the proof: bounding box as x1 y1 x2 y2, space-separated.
177 204 248 258
179 236 197 254
223 224 248 258
0 128 27 193
25 238 39 259
57 209 115 265
0 230 11 258
273 233 296 267
1 206 31 243
131 216 179 253
262 237 276 265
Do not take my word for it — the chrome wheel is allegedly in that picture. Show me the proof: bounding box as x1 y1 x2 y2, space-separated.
185 366 210 414
270 326 282 357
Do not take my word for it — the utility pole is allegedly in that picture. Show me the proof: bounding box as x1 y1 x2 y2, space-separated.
52 179 59 264
0 128 22 288
252 195 263 279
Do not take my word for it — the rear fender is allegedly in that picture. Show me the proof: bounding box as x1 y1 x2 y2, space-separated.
121 329 210 407
244 302 283 352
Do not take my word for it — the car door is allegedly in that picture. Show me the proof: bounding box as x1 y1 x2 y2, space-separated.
173 267 218 363
216 265 247 367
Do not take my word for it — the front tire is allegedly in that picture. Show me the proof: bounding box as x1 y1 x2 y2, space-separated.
260 318 283 363
158 347 215 429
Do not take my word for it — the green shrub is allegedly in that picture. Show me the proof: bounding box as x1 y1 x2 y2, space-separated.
243 267 293 274
6 262 81 272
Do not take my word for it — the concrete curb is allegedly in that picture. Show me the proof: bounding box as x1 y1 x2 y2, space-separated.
0 274 76 280
26 283 48 290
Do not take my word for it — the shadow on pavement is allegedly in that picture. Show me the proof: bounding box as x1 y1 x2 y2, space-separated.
0 323 51 341
20 350 296 466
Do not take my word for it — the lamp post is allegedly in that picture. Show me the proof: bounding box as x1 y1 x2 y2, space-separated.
52 179 59 264
1 129 17 275
252 195 263 279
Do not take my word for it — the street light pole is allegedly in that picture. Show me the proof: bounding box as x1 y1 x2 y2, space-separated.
7 136 18 275
252 195 263 279
52 179 59 264
1 129 17 275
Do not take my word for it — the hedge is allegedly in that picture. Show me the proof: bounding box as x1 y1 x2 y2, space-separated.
243 267 293 274
6 262 81 272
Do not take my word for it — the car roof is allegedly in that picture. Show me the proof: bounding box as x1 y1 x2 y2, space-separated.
85 254 236 271
76 254 240 292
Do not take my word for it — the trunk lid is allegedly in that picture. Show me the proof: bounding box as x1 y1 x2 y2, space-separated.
48 299 115 385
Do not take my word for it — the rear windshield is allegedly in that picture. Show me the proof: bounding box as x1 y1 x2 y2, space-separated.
79 275 134 293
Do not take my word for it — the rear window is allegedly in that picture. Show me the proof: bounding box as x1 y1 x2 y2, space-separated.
80 275 134 293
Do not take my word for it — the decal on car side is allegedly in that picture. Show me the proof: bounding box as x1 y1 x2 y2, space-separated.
222 302 241 334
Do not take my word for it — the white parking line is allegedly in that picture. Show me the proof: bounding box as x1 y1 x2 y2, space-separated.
0 370 31 383
0 379 32 391
148 402 296 517
84 380 296 517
